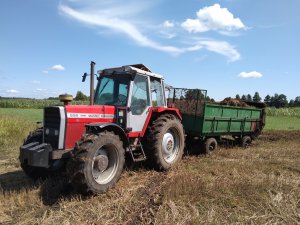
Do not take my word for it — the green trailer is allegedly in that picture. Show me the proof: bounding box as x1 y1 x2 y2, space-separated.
168 88 266 153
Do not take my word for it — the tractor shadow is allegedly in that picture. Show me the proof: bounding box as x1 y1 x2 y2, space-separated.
39 175 76 206
0 170 39 193
0 170 77 206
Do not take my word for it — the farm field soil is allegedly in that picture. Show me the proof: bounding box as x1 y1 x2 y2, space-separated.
0 131 299 224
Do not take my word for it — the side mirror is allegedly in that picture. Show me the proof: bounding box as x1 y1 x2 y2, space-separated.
82 73 88 82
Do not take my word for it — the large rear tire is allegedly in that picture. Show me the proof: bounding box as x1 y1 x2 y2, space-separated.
68 131 125 194
144 114 185 171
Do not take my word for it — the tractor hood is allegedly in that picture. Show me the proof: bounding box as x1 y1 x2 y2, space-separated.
65 105 116 122
64 105 116 149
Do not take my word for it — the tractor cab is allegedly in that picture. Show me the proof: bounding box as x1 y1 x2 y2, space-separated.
94 64 167 132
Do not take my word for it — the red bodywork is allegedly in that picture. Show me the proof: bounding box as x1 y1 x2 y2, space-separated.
128 107 182 138
65 105 115 149
64 105 181 149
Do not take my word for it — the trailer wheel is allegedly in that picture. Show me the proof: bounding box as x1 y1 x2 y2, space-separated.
241 136 252 148
68 131 125 194
144 114 185 171
205 138 218 154
20 129 49 180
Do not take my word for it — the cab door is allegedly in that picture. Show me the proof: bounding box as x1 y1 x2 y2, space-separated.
127 74 151 132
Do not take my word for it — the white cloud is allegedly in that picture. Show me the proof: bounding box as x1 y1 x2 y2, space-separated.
51 64 65 71
182 4 246 33
42 70 49 74
197 40 240 62
58 2 241 61
182 19 209 33
238 71 263 78
36 88 47 91
163 20 174 28
6 89 19 93
31 80 41 84
159 20 176 39
59 4 182 55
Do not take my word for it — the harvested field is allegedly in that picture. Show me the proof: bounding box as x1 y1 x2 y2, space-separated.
1 131 300 224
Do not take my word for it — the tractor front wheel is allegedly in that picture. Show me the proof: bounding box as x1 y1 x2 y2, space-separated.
144 114 185 170
68 131 125 194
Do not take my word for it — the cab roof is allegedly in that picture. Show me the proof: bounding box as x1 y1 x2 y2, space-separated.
97 64 163 79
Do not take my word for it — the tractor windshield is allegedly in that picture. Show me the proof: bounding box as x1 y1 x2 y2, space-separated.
94 74 130 106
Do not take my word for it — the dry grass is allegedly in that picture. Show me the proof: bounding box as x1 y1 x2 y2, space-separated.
1 127 300 224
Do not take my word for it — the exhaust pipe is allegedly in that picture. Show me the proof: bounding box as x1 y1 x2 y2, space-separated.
90 61 96 105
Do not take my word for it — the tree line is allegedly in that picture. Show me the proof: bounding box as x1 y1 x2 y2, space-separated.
234 92 300 108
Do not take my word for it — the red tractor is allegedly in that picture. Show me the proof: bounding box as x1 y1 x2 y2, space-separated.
20 62 185 194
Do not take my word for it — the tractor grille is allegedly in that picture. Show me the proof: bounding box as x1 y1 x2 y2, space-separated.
44 107 62 149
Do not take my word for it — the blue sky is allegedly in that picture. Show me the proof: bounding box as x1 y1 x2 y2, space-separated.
0 0 299 101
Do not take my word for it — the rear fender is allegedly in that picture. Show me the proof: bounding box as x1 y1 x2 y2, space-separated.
85 123 129 148
141 107 182 137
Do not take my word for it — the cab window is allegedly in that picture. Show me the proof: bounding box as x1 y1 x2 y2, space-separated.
130 75 150 115
151 78 164 106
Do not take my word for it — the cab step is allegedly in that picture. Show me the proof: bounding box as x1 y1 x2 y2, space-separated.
129 137 147 162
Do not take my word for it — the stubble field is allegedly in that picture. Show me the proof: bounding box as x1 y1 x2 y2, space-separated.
0 108 299 224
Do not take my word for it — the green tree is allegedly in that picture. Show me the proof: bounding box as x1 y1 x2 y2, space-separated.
185 89 207 101
294 96 300 107
277 94 288 107
253 92 262 102
264 95 271 106
269 93 288 108
241 95 247 101
74 91 88 101
246 94 252 102
235 94 240 99
289 99 295 107
48 97 59 100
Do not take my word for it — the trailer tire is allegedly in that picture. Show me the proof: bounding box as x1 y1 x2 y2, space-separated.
20 129 49 180
68 131 125 195
205 138 218 154
241 136 252 148
144 114 185 171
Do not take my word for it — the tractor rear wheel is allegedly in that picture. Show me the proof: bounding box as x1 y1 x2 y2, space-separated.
144 114 185 171
68 131 125 194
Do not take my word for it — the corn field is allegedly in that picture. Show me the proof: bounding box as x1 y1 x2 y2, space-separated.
0 99 88 109
265 107 300 117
